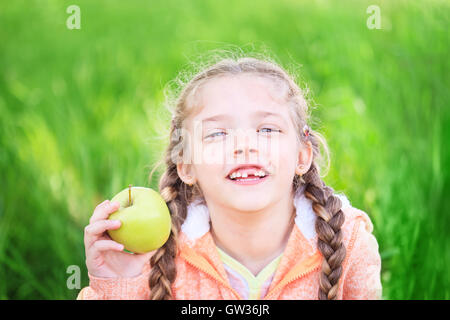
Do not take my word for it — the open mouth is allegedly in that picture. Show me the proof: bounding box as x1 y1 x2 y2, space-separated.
227 174 269 185
226 166 270 185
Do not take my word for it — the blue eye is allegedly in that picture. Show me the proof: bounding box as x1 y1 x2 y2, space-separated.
205 131 227 139
258 128 281 134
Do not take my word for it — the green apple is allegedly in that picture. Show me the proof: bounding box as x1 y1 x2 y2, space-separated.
107 185 171 254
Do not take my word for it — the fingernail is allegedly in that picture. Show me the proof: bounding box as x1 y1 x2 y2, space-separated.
108 203 117 211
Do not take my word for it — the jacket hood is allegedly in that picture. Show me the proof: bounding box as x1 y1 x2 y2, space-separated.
179 186 352 250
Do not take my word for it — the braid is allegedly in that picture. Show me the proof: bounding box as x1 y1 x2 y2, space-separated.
148 159 192 299
302 163 346 300
147 97 205 299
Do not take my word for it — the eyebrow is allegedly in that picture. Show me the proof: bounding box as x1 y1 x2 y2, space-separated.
202 114 233 123
202 111 287 124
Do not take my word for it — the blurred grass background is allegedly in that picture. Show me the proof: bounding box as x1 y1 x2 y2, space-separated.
0 0 448 299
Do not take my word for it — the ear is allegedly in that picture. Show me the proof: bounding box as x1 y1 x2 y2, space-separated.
295 141 313 175
176 163 196 186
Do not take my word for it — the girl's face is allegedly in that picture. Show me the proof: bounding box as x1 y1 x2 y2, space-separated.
178 74 311 213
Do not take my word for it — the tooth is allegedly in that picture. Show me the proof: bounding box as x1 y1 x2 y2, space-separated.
237 172 242 177
260 171 266 176
241 172 248 178
230 173 235 179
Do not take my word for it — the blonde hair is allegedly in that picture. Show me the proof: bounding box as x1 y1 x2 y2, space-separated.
148 52 346 300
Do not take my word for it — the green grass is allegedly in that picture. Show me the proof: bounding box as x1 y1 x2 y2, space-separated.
0 0 448 299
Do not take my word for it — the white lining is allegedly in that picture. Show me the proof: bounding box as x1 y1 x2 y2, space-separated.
181 188 351 248
181 199 211 242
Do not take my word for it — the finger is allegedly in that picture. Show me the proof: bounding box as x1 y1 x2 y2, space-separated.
87 239 124 263
89 200 120 224
92 239 125 253
84 220 122 247
89 200 110 224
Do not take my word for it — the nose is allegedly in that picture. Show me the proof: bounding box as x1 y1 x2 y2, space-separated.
233 130 258 160
234 147 257 156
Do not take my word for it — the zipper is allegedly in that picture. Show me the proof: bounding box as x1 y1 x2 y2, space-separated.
180 250 243 300
264 218 363 300
263 264 320 299
181 246 322 300
263 252 322 300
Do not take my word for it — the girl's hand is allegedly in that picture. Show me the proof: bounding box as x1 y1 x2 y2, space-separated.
84 200 155 279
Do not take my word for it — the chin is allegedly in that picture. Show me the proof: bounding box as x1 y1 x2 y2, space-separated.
228 197 272 213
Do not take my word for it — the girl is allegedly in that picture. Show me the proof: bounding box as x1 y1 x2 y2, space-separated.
78 56 382 300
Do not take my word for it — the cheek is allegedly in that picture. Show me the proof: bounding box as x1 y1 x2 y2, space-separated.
200 142 227 164
259 135 298 169
194 163 225 196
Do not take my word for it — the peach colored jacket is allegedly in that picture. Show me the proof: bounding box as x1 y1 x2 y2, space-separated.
77 192 382 300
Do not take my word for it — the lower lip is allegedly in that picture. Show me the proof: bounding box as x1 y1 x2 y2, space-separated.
226 175 269 185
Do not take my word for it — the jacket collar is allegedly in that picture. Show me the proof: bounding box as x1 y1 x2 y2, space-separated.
177 188 350 299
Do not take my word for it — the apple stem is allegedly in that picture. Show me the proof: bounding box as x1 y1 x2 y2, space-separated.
128 184 132 206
